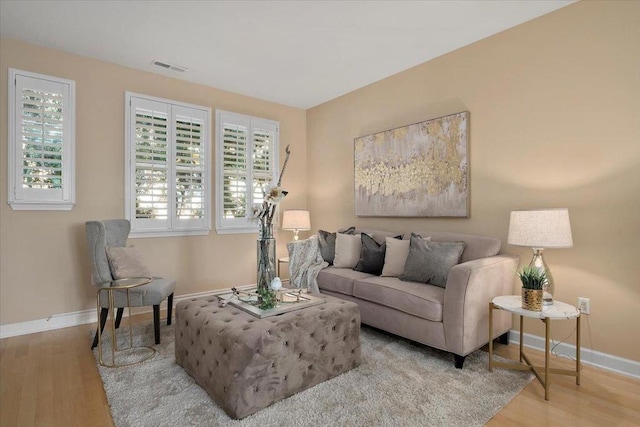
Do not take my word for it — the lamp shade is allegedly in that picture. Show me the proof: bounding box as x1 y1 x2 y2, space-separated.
282 210 311 231
508 208 573 248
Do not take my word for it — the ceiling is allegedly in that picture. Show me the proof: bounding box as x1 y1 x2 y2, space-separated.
0 0 574 109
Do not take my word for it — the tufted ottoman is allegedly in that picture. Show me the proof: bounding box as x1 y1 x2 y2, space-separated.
174 294 361 419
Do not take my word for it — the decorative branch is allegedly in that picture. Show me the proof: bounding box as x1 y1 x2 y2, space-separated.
277 144 291 187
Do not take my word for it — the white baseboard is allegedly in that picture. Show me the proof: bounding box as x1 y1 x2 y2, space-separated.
508 329 640 380
2 293 637 379
0 285 255 340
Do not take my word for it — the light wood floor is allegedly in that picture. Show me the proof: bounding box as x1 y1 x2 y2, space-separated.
1 314 639 427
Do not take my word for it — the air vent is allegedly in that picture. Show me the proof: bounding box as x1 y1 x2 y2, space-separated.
152 60 188 73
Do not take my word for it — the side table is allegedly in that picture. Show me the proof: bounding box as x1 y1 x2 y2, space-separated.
488 295 581 400
96 276 156 367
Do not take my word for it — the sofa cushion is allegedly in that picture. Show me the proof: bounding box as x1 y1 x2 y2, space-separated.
317 227 356 264
400 236 466 287
381 235 431 277
410 231 501 263
334 233 363 268
354 234 402 275
352 276 445 322
317 267 375 296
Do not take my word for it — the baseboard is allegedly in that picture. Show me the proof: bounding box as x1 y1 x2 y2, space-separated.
0 284 255 340
508 329 640 380
2 294 637 379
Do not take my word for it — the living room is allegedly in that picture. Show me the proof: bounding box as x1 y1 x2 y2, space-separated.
1 0 638 425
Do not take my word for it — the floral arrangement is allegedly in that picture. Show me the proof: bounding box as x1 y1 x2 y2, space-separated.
254 144 291 238
254 144 291 310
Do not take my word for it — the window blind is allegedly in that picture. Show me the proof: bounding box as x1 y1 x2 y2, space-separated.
215 110 279 233
9 69 76 210
126 93 211 237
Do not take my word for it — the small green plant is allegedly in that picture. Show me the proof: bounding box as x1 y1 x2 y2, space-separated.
257 286 278 310
517 266 546 290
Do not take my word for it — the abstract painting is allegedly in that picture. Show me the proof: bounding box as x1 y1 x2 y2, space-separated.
354 111 469 217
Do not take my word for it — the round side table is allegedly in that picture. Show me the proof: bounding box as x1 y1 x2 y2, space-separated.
96 276 156 367
488 295 581 400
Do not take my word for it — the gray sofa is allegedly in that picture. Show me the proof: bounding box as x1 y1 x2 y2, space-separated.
316 229 518 368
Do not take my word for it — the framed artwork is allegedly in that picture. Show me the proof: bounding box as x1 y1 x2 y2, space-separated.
354 111 469 217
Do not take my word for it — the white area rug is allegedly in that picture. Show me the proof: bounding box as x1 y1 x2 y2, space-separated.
95 321 532 426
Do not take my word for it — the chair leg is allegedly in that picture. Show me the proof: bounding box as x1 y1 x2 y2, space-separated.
153 305 160 344
91 307 109 349
114 308 124 329
167 293 174 326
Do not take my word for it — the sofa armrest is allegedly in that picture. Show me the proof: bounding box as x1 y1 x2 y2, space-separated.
443 255 519 356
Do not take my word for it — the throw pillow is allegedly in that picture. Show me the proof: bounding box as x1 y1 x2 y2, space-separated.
399 236 466 287
333 233 362 269
318 226 356 264
381 235 430 277
105 246 151 280
354 234 401 275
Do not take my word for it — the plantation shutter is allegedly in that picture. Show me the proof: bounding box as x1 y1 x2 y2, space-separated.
218 112 251 230
130 97 170 231
9 70 75 210
127 95 210 235
215 111 279 233
251 121 277 207
173 105 208 229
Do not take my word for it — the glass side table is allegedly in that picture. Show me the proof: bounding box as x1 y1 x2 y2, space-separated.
488 295 581 400
96 276 156 367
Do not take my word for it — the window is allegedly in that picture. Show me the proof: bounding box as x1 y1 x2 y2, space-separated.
8 69 75 210
125 92 211 237
215 110 279 234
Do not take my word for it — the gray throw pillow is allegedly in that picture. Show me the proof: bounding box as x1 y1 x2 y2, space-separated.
105 246 151 280
318 226 355 264
399 235 466 287
354 233 402 275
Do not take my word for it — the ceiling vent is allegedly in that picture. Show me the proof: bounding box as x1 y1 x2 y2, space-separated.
152 60 188 73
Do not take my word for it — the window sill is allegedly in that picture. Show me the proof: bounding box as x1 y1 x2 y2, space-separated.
9 201 75 211
215 226 260 235
129 229 211 239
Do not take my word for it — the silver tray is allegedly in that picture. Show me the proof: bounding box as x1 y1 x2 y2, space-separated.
219 288 325 319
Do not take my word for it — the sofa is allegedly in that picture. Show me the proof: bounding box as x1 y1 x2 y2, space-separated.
314 229 518 368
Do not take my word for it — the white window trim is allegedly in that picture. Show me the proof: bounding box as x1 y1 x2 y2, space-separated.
7 68 76 210
215 110 279 234
124 92 212 238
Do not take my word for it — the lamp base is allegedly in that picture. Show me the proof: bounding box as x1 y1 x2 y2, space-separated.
529 248 554 306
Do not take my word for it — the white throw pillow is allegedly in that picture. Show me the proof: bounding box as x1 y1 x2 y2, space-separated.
381 235 431 277
105 246 151 280
333 233 362 268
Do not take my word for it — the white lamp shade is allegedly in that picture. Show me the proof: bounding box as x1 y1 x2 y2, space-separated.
282 210 311 231
508 208 573 248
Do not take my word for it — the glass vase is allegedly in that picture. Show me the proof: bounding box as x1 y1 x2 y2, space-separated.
257 225 277 309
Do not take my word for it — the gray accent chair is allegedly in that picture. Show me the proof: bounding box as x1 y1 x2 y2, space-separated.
86 219 176 349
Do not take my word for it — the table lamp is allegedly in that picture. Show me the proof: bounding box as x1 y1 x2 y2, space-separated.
507 208 573 306
282 210 311 241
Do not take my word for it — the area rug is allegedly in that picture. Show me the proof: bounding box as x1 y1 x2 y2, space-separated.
94 321 532 427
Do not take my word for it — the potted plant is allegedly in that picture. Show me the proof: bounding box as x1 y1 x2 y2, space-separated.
517 266 546 311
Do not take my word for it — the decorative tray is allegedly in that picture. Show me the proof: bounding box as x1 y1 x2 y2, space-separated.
218 288 325 319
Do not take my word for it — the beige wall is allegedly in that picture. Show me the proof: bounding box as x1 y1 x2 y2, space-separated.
1 1 639 363
307 1 640 361
0 39 307 324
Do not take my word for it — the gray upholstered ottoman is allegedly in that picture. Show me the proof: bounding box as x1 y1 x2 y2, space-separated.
174 294 361 419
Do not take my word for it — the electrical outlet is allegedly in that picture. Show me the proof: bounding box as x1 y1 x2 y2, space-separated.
578 297 590 314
